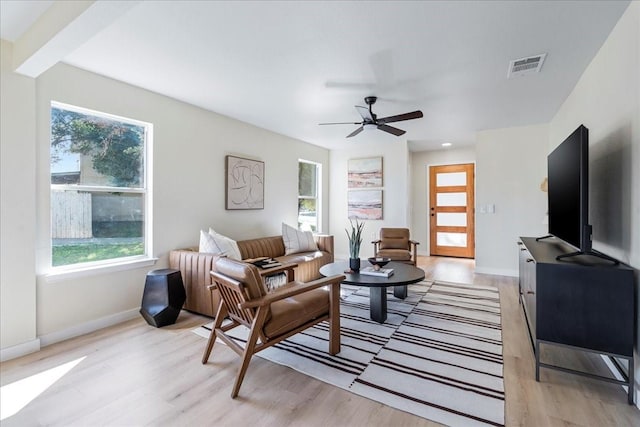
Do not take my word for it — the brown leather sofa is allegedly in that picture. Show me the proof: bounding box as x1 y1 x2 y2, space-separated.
169 234 334 317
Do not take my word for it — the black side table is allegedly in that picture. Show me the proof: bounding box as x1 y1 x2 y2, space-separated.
140 269 186 327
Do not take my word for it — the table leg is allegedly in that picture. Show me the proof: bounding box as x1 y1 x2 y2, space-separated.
393 285 407 299
370 287 387 323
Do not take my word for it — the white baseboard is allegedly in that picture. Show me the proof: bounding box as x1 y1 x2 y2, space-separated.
474 267 518 277
39 308 140 347
0 338 41 362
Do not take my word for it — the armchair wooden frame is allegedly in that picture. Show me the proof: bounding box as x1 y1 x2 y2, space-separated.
202 266 345 398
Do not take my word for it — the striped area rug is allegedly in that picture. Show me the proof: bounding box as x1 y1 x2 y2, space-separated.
193 281 504 426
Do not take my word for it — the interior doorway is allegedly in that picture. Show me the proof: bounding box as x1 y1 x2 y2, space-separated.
429 163 475 258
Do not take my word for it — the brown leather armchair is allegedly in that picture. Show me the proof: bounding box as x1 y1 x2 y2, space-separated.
372 228 419 266
202 257 345 398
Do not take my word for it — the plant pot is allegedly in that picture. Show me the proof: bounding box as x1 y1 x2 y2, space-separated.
349 258 361 272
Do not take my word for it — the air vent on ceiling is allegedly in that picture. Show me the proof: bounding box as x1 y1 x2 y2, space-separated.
507 53 547 78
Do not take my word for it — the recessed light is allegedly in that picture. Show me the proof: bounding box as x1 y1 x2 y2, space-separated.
442 142 452 147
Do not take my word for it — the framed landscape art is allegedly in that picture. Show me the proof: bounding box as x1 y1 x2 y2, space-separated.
348 157 383 188
348 190 383 220
225 155 264 210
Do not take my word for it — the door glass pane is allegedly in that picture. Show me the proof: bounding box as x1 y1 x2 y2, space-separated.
437 232 467 247
437 212 467 227
436 172 466 187
436 192 466 206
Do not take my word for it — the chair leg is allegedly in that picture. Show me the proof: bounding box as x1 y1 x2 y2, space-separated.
202 300 228 364
230 308 269 398
329 282 341 355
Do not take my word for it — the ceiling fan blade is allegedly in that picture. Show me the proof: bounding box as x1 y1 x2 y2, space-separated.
377 110 423 124
355 105 373 122
319 122 361 125
346 126 364 138
377 124 405 136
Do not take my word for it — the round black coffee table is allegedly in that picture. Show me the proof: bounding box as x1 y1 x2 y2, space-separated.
319 260 425 323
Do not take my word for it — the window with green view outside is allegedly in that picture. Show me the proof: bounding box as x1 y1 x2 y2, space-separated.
298 160 320 232
50 102 151 267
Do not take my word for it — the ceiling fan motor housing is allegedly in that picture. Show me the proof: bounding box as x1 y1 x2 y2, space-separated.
364 96 378 120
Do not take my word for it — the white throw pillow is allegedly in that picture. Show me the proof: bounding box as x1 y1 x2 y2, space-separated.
199 229 242 260
282 222 318 255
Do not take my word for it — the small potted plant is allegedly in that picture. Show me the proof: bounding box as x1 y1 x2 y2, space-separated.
346 218 365 272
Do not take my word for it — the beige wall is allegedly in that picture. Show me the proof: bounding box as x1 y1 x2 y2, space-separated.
329 141 410 260
550 1 639 267
1 54 329 357
475 124 549 276
410 147 476 255
0 40 38 355
548 1 639 400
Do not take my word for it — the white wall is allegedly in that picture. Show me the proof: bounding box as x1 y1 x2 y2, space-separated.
550 1 639 268
475 124 549 276
410 147 476 255
0 40 38 356
2 56 329 355
329 141 410 260
548 1 639 403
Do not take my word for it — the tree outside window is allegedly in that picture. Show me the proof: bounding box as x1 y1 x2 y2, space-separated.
50 102 150 267
298 160 320 232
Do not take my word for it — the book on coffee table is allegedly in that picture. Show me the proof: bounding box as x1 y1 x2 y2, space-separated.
360 266 394 277
250 258 282 269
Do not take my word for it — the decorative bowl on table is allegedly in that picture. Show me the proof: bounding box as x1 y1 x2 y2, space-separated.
367 257 391 270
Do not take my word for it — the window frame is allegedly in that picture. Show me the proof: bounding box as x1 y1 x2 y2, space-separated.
297 159 321 233
48 101 154 275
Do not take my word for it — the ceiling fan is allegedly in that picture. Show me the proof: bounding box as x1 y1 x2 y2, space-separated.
319 96 423 138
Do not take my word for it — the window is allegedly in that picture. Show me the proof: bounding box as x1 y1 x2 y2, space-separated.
50 102 151 268
298 160 321 232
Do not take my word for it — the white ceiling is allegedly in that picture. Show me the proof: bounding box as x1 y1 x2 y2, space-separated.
0 1 630 151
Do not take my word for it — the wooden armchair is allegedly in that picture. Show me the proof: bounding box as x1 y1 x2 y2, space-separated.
372 228 419 266
202 257 345 398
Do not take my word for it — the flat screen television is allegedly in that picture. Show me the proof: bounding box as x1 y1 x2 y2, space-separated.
546 124 592 253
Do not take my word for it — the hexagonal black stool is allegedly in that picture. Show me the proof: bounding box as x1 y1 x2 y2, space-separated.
140 269 186 327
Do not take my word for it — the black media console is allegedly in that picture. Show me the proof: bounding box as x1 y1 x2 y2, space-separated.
518 237 635 404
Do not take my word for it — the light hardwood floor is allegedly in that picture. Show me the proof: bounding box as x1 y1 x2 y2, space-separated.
1 256 638 426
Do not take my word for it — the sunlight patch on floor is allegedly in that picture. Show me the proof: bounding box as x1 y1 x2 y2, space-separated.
0 356 86 421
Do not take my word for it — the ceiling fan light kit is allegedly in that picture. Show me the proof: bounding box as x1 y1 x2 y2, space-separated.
319 96 423 138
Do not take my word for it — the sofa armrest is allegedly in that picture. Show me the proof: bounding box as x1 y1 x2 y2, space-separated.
314 234 334 259
169 249 219 317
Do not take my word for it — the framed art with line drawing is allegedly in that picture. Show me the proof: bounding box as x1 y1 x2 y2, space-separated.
226 155 264 210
